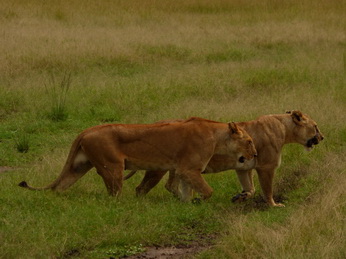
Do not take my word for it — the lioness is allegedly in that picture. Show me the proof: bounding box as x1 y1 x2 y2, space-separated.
126 111 324 207
19 117 257 201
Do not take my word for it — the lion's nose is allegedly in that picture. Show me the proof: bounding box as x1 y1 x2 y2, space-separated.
254 154 258 158
317 132 324 141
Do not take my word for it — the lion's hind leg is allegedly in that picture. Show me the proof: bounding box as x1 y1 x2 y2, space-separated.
93 161 124 197
135 170 167 196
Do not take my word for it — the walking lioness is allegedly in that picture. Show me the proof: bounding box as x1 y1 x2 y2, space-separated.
127 111 324 206
19 117 257 201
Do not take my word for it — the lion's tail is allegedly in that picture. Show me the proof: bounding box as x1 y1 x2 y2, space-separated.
18 180 54 190
123 170 137 180
18 133 85 191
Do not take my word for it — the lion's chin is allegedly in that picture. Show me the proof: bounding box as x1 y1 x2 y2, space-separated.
305 136 320 152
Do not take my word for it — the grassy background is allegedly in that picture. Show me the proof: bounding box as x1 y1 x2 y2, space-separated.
0 0 345 258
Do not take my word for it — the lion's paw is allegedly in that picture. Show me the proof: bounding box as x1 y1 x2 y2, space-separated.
192 198 202 205
231 191 251 203
272 202 285 207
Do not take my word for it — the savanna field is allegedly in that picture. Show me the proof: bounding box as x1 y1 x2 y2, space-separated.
0 0 345 258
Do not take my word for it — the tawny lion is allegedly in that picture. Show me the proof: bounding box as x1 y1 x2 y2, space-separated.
125 111 324 207
19 117 257 201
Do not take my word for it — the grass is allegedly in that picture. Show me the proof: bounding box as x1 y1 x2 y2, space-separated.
0 0 345 258
45 71 72 121
14 130 30 153
199 152 346 259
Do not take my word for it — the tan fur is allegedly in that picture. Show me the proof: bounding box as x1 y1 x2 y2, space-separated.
130 111 324 206
19 117 257 201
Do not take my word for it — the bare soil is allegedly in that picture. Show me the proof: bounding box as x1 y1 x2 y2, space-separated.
0 166 14 173
122 244 212 259
122 233 217 259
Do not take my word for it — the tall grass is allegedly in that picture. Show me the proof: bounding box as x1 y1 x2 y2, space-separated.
0 0 345 258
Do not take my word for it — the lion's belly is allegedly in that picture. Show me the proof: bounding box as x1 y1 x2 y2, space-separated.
124 159 175 171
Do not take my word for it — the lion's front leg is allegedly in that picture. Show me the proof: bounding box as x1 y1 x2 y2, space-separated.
232 169 256 203
176 169 213 202
256 168 285 207
165 170 181 197
178 179 195 202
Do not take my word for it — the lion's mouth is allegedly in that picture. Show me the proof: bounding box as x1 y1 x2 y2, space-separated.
305 136 320 151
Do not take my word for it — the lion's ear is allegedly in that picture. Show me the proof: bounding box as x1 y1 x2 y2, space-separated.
228 122 240 134
290 110 304 124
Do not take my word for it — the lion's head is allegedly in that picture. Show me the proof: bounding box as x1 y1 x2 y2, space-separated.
287 110 324 151
228 122 257 163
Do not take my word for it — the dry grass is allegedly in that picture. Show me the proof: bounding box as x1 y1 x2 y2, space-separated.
200 152 345 259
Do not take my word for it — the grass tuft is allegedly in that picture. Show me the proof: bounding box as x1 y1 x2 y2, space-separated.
45 71 72 122
14 131 30 153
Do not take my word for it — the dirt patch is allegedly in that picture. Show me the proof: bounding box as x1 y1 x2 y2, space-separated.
122 233 217 259
0 166 15 173
122 244 212 259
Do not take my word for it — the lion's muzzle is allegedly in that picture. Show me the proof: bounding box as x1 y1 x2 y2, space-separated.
238 153 257 163
306 133 324 149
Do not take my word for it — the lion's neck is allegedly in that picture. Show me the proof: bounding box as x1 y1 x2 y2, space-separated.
238 114 299 148
269 114 297 144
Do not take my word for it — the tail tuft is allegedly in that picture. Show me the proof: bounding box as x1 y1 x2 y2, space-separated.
18 181 28 188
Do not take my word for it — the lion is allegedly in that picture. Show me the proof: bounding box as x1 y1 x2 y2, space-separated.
125 111 324 207
124 142 257 198
19 117 257 201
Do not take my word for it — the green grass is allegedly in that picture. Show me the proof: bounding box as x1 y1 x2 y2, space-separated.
0 0 345 258
14 130 30 153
